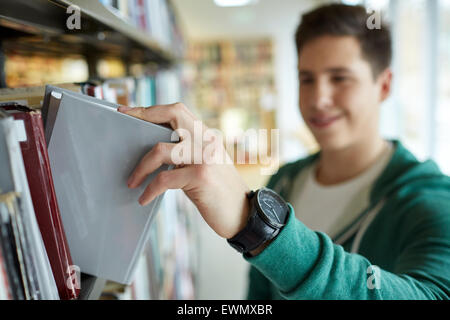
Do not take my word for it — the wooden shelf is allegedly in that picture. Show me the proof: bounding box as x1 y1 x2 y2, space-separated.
0 0 175 68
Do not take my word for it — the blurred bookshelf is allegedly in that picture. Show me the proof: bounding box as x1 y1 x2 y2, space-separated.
0 0 180 74
0 0 199 300
186 39 275 129
185 39 279 187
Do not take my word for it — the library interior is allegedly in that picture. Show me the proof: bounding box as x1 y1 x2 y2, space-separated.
0 0 450 301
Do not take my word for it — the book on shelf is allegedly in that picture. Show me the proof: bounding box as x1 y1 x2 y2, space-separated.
0 70 196 299
1 0 193 300
97 0 180 52
0 83 81 109
41 85 178 285
0 76 156 110
0 110 60 300
0 104 79 300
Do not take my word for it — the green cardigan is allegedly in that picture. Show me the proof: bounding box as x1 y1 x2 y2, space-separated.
245 140 450 299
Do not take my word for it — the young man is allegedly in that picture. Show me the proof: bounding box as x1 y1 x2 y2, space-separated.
119 4 450 299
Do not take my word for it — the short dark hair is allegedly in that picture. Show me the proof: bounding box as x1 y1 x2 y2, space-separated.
295 3 392 78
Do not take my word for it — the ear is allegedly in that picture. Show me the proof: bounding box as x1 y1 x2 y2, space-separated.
377 68 393 103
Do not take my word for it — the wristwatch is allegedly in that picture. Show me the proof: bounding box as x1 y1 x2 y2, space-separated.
227 188 290 254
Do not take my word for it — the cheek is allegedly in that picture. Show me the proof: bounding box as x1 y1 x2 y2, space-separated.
338 86 377 128
338 89 359 116
299 88 310 115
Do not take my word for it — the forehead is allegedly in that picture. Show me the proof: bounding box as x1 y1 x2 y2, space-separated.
298 35 369 72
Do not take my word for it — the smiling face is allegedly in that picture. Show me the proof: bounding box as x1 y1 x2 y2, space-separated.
298 35 392 151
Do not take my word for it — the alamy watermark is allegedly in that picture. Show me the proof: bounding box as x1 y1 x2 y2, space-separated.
366 8 382 30
367 265 381 290
66 265 81 290
66 5 81 30
169 121 279 175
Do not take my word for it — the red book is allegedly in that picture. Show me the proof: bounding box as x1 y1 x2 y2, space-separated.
0 104 79 300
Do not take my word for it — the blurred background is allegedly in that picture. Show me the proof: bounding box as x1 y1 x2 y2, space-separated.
165 0 450 299
1 0 449 299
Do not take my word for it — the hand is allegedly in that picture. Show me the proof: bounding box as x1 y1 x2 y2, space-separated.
118 103 250 239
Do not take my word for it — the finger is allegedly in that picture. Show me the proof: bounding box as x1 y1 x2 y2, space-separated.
138 166 192 206
117 103 198 133
128 142 184 189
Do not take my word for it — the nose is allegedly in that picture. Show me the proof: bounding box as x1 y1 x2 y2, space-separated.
312 79 333 111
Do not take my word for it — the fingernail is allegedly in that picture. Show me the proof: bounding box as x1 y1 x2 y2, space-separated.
118 106 132 113
127 175 135 188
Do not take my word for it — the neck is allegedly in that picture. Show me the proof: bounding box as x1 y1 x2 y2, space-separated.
316 136 388 185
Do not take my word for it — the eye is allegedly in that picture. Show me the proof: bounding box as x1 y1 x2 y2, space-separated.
300 77 314 85
332 76 350 83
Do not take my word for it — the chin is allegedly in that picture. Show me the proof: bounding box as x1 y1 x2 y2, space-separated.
314 134 350 152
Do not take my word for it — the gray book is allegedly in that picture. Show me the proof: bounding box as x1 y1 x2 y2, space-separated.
42 86 177 284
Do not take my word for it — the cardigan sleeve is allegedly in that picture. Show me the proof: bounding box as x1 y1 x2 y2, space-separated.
244 200 450 300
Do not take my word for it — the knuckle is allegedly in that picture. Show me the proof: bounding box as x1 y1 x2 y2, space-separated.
153 142 166 155
156 171 169 185
136 106 146 114
168 106 180 124
173 102 186 111
132 107 148 120
172 102 189 118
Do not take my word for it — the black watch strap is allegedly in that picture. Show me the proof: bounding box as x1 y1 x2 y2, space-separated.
227 209 279 254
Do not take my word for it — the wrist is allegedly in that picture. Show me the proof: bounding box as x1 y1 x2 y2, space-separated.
227 188 289 255
227 189 251 239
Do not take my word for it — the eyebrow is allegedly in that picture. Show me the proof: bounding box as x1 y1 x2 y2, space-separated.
298 67 353 75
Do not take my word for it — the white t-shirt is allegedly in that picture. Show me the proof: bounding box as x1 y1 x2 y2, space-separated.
289 143 394 240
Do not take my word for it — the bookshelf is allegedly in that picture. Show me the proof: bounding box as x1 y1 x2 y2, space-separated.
0 0 177 83
0 0 198 300
185 39 277 170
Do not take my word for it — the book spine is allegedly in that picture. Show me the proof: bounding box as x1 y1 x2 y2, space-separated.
31 112 79 299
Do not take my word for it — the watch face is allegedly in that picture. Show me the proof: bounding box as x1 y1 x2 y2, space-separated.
256 188 289 228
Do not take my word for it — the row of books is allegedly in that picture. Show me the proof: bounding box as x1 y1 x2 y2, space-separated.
183 39 277 165
0 71 198 300
185 39 275 130
99 0 185 56
186 40 275 113
0 76 158 111
5 55 89 89
0 105 78 300
187 40 273 65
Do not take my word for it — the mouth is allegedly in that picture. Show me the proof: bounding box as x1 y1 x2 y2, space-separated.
309 114 343 129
